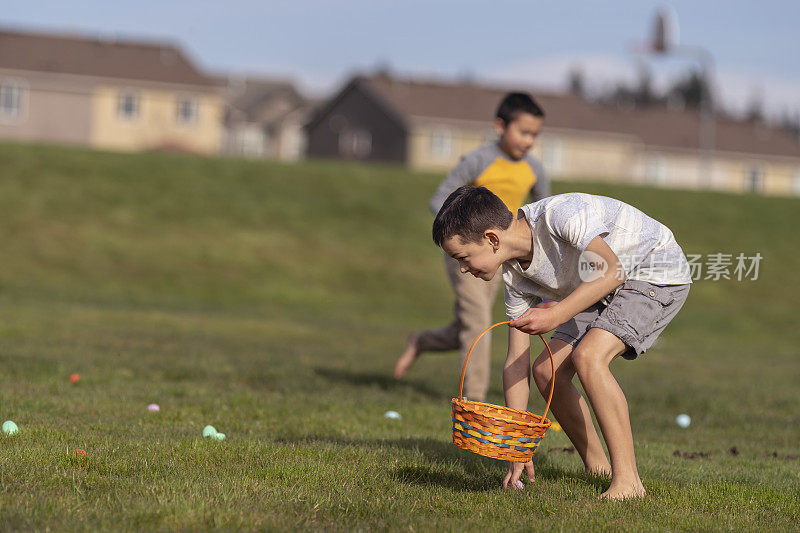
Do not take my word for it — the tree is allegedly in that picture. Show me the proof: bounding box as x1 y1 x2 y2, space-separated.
668 70 711 110
568 67 585 99
745 90 765 123
779 109 800 138
635 64 658 107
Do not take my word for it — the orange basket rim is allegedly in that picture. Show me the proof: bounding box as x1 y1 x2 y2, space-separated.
452 398 553 427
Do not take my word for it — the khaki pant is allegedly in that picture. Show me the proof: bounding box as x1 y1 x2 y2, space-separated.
416 253 501 401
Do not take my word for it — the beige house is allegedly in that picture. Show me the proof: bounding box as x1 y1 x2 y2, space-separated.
306 74 800 196
0 29 223 154
218 76 314 161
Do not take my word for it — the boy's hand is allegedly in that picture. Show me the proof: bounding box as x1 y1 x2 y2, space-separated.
502 460 535 489
509 307 559 335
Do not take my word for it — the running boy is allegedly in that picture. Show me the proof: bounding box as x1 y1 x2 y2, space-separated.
432 186 692 499
394 93 551 402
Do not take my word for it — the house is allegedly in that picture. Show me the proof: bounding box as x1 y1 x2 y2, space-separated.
0 28 223 154
306 73 800 196
218 75 314 161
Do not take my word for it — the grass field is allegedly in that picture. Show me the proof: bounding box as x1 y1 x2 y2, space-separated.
0 143 798 531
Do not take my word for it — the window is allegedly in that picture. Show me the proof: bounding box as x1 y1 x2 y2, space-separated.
339 128 372 159
117 91 140 120
176 96 198 124
0 82 23 120
645 156 668 185
238 126 266 157
283 126 305 160
541 138 564 174
793 168 800 196
430 128 453 160
746 165 763 193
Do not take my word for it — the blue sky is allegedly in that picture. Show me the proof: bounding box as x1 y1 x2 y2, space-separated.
4 1 800 117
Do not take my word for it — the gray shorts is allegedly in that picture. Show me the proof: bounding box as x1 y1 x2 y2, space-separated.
551 280 690 360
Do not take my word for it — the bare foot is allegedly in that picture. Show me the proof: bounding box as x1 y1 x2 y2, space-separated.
599 481 646 500
585 466 612 479
393 333 420 379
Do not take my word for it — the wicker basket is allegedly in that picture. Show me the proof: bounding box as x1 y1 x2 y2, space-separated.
451 321 555 462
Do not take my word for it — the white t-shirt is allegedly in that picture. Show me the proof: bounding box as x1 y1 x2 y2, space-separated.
503 193 692 319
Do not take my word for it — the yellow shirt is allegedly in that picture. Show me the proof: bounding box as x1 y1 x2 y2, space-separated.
472 156 538 213
429 142 550 215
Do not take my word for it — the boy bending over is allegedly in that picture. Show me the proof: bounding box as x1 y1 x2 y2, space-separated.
432 186 691 499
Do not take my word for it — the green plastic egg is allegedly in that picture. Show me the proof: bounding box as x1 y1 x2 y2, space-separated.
2 420 19 436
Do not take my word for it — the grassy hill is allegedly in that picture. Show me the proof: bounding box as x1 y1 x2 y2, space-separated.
0 143 798 530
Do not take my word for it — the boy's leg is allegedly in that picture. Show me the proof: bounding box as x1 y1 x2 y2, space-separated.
393 321 461 379
394 256 462 379
452 257 501 402
571 328 645 499
414 320 461 352
394 253 500 397
393 320 459 379
531 339 611 476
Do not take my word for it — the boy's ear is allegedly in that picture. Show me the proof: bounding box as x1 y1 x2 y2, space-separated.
493 117 506 136
485 230 501 251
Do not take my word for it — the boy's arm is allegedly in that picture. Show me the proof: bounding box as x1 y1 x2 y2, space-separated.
503 326 532 410
502 323 537 489
527 157 551 201
428 155 480 215
509 235 625 335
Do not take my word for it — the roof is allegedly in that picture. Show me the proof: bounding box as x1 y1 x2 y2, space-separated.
215 75 318 125
357 74 800 159
221 76 302 118
0 28 218 87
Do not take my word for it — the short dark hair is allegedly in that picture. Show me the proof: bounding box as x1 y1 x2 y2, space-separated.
496 92 545 125
432 186 513 247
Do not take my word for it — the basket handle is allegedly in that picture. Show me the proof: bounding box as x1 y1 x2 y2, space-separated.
458 321 555 426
